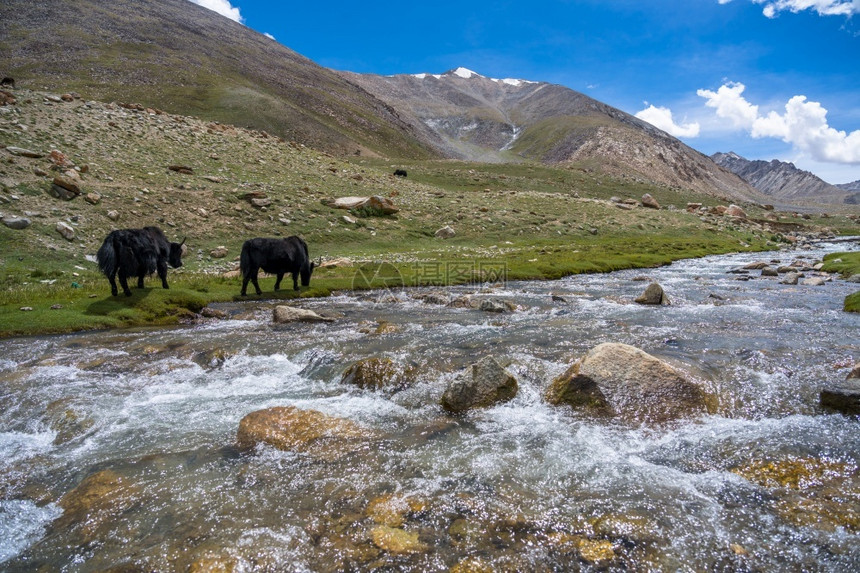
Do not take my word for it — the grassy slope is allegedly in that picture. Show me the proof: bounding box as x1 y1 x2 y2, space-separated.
1 91 857 337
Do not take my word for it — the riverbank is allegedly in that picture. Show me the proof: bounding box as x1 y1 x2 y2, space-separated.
3 233 857 339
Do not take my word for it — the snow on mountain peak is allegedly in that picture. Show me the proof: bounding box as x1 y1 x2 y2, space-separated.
411 68 538 87
451 67 481 79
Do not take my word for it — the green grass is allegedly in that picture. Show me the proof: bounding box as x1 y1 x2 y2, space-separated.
845 291 860 313
822 252 860 278
823 252 860 313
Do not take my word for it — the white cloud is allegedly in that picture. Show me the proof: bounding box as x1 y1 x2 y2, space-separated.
718 0 859 18
189 0 243 23
698 82 860 164
264 32 276 40
696 82 759 129
635 105 701 138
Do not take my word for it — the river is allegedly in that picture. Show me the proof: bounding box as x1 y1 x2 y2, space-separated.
1 241 859 572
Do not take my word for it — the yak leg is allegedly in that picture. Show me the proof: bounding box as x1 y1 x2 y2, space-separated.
274 272 284 291
118 272 133 297
107 272 119 296
242 266 262 296
292 272 300 290
157 260 169 289
241 266 262 296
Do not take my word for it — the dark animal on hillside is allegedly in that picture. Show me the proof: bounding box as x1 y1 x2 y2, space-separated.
97 227 185 296
0 77 14 88
393 169 408 177
240 236 317 296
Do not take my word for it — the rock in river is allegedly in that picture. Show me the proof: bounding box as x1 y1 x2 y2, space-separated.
635 282 670 305
545 342 708 424
441 356 518 413
341 357 415 392
236 406 375 460
272 305 334 323
820 363 860 415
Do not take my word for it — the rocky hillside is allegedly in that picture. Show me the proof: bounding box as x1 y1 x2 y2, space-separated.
342 68 763 203
0 0 439 160
836 180 860 204
711 152 854 206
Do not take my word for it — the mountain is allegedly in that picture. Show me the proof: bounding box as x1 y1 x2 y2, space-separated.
0 0 770 205
341 68 763 202
711 152 854 205
836 180 860 204
0 0 439 159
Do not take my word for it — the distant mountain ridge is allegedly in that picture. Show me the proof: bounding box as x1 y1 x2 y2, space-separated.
711 152 856 205
0 0 439 159
342 68 763 202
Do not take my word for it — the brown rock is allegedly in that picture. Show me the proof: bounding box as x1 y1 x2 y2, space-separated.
236 406 375 459
641 193 660 209
54 469 142 542
49 149 74 168
370 526 428 554
545 343 708 424
168 165 194 174
50 175 81 199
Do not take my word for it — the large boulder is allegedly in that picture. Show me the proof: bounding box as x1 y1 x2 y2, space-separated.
435 225 456 239
634 282 670 305
641 194 660 209
820 364 860 415
441 356 518 413
323 195 398 215
545 343 708 424
236 406 375 460
725 204 747 219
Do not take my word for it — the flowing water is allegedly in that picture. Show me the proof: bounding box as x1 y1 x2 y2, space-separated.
1 241 859 572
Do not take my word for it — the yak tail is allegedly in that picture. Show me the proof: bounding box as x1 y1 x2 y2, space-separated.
239 242 251 277
96 234 117 277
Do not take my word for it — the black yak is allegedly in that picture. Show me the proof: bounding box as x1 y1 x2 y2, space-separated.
96 226 185 296
240 236 316 296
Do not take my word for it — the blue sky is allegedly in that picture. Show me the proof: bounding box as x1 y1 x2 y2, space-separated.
191 0 860 184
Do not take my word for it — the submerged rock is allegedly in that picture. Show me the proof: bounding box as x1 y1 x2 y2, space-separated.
820 364 860 415
370 525 428 554
545 342 707 424
272 305 334 323
441 356 518 413
54 469 142 543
